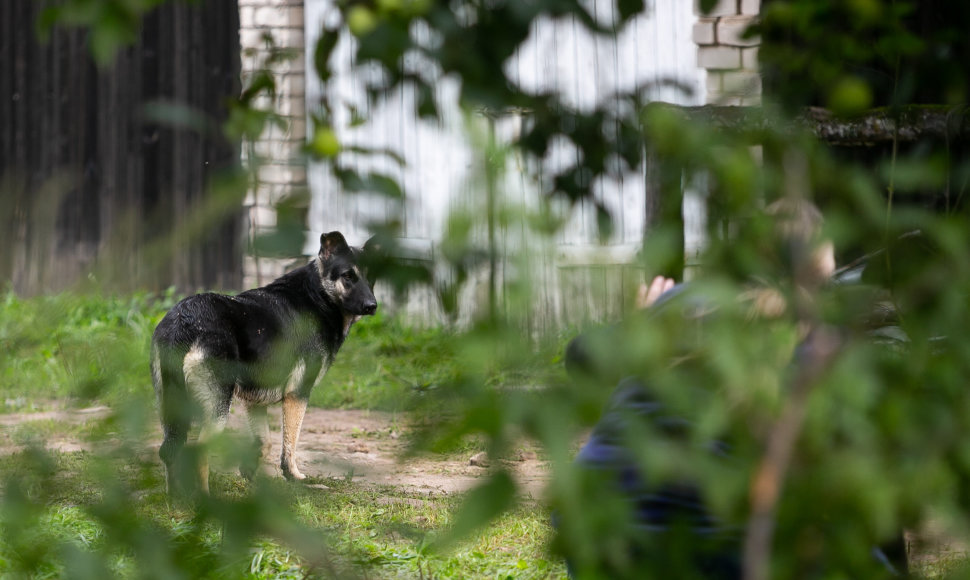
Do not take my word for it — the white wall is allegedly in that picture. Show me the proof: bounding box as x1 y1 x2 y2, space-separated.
304 0 705 328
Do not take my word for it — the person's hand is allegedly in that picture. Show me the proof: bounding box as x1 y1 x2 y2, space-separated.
636 276 676 309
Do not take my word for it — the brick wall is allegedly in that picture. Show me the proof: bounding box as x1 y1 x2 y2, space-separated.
239 0 308 287
694 0 761 105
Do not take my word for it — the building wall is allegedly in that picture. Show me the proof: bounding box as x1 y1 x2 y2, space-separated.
303 0 706 330
682 1 762 276
694 0 761 105
239 0 310 287
236 1 764 326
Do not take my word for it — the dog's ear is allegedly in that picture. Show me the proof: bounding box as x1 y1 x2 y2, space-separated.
319 231 351 261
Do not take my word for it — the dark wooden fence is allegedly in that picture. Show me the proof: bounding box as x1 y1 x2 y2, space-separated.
0 0 242 295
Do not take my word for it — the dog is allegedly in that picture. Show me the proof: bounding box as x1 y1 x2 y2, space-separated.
150 231 378 495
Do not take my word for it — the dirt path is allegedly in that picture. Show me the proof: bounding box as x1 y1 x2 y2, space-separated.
0 405 551 499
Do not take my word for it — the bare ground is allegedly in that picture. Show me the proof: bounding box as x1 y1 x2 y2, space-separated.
0 404 551 499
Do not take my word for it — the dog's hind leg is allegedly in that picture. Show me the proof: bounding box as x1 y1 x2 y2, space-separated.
195 401 231 494
184 345 233 494
240 401 273 480
153 343 192 496
158 409 189 496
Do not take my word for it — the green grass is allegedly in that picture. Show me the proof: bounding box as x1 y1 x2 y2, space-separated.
0 291 569 577
0 450 565 579
0 290 176 412
7 418 88 445
0 290 454 412
0 290 569 414
0 291 965 578
310 311 465 411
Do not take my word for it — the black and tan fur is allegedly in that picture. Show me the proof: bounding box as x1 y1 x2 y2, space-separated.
150 232 378 495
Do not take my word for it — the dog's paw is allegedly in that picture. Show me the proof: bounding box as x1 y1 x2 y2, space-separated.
239 464 258 481
241 461 278 481
239 456 260 480
281 464 307 481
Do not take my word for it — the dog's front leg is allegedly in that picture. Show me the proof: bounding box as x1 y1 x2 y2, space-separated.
280 393 309 480
279 356 323 481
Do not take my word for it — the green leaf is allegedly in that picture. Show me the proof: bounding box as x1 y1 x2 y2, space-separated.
240 71 277 105
827 76 873 116
140 100 215 135
313 26 341 84
89 22 135 67
616 0 645 22
594 202 614 244
698 0 720 16
335 170 405 199
432 470 516 551
365 173 405 199
35 7 64 41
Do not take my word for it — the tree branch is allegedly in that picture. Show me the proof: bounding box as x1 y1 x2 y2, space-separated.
651 104 970 146
742 326 842 580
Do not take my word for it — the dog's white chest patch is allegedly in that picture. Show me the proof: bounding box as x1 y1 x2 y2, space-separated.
343 314 362 338
284 358 308 395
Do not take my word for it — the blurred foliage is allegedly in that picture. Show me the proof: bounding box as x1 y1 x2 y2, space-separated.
36 0 167 66
6 0 970 578
0 448 563 578
757 0 970 110
307 0 970 577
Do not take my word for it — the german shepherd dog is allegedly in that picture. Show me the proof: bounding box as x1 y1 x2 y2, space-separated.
150 232 378 495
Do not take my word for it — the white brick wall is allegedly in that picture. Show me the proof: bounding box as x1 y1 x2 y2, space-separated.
741 46 759 70
740 0 761 16
695 0 761 17
239 0 308 288
696 0 739 18
693 19 716 45
717 16 759 47
698 46 742 70
721 69 762 98
694 1 761 105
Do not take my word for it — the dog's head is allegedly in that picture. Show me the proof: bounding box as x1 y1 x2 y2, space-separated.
317 232 378 317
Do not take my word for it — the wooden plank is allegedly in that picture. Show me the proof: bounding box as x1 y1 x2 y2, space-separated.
0 0 241 295
604 264 624 321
